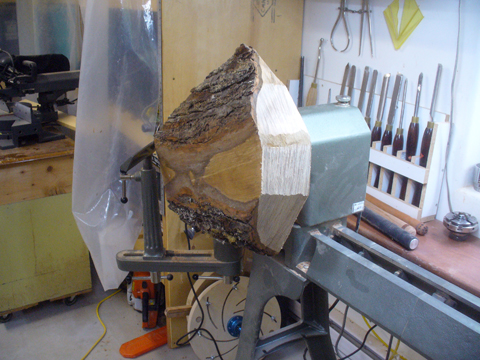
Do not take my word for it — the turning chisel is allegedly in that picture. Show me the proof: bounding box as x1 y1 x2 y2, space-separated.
375 73 403 188
412 64 442 207
340 63 350 96
388 78 408 194
357 66 370 114
420 64 442 167
347 65 356 103
392 78 408 156
400 73 422 200
371 73 391 145
364 69 378 129
381 73 404 151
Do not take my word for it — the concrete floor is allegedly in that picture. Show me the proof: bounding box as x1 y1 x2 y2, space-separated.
0 268 371 360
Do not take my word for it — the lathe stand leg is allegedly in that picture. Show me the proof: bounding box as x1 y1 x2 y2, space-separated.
235 253 335 360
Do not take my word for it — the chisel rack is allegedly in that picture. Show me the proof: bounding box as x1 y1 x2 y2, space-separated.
367 118 450 221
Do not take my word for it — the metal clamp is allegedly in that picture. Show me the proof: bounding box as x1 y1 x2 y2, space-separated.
132 273 174 283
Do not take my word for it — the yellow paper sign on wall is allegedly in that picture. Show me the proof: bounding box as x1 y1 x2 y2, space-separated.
384 0 424 50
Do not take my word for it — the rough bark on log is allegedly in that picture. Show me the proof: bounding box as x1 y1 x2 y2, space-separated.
154 44 311 255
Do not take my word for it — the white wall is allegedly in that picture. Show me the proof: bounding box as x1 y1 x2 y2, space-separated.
301 0 480 233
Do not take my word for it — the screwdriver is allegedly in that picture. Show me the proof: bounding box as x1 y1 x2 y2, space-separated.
388 78 408 194
400 73 422 200
371 73 391 145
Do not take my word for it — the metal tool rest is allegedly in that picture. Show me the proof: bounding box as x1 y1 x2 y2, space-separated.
116 142 242 283
117 101 480 360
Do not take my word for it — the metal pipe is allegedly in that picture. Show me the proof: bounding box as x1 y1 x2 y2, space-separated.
142 157 165 259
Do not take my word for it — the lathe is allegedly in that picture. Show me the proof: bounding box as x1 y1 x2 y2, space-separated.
116 46 480 360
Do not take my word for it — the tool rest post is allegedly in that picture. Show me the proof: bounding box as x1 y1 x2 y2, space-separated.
213 239 242 276
141 157 165 259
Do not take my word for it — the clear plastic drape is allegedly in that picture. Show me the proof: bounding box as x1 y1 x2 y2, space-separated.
16 0 83 69
73 0 159 290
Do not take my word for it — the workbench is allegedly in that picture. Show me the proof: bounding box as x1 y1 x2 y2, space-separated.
348 216 480 298
0 120 91 318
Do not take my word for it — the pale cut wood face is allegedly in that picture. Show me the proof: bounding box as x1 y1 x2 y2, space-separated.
155 45 310 255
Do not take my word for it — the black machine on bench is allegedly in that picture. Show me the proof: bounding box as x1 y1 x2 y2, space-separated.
0 52 79 149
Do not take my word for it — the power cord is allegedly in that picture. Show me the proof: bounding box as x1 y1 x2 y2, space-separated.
175 223 225 360
337 324 377 360
385 334 394 360
80 289 122 360
334 305 349 356
363 316 404 360
443 0 462 213
329 298 340 313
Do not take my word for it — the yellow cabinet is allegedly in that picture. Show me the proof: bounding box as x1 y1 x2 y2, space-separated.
0 138 91 316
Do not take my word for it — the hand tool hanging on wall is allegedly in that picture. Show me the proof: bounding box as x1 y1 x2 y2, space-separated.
388 78 408 194
359 0 373 56
364 69 378 128
339 63 350 96
412 64 442 206
374 73 403 188
347 65 356 103
298 56 304 107
371 73 391 145
331 0 351 52
357 66 370 114
306 39 325 106
400 73 422 200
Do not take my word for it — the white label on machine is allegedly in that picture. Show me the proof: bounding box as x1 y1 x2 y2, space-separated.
352 201 365 213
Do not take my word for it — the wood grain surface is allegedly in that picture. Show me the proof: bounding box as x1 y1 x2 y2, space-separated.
160 0 304 346
156 45 309 255
0 138 75 206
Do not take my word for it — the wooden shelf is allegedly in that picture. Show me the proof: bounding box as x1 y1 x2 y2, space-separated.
367 120 450 221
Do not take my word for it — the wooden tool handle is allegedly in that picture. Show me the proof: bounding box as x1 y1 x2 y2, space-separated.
381 124 393 150
366 194 428 235
419 122 434 167
392 128 404 156
406 118 419 161
366 201 416 236
362 207 419 250
347 216 395 248
371 121 382 145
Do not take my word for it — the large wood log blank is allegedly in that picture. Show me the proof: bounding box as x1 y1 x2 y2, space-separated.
155 44 311 255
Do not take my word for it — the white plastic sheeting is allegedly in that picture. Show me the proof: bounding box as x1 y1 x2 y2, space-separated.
16 0 83 69
73 0 159 290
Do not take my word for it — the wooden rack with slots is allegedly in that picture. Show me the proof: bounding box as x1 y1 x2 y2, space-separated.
367 117 449 221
